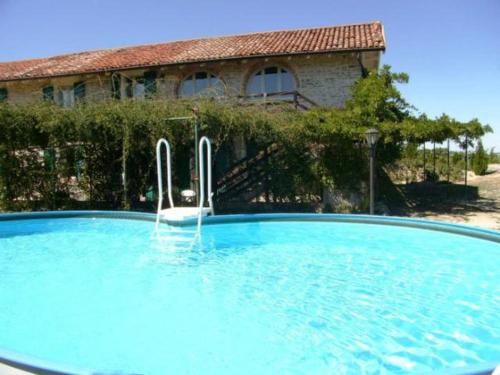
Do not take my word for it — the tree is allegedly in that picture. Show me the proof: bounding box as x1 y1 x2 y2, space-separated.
489 147 500 164
471 141 489 176
453 119 492 186
346 64 411 126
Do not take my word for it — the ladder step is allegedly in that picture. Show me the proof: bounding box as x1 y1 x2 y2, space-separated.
159 207 211 222
156 228 197 234
154 235 195 242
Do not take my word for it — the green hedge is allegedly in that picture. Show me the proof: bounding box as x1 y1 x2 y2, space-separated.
0 100 342 210
0 66 491 212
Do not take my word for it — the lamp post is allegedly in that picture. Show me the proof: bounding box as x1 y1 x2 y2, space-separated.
365 128 380 215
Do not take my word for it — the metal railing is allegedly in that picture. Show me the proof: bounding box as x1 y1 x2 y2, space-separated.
240 91 318 110
216 143 281 202
197 136 214 232
155 138 174 228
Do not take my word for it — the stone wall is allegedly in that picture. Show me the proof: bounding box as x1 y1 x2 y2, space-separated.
0 51 380 108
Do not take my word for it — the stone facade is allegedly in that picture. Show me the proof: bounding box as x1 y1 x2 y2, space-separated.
0 51 380 108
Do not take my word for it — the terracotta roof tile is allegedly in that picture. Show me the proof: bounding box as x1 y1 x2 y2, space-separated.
0 21 385 82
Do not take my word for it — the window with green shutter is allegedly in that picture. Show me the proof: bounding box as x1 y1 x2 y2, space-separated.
0 88 8 102
73 82 86 102
111 75 121 100
44 147 56 172
144 71 157 98
42 86 54 101
74 146 84 180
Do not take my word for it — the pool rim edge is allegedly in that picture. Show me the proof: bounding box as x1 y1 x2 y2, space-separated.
1 210 498 243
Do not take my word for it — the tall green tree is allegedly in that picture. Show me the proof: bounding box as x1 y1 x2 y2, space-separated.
471 141 489 176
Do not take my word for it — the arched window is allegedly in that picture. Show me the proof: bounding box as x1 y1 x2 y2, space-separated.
246 66 296 96
179 72 224 97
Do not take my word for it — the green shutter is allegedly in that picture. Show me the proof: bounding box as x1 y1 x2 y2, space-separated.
73 81 86 101
74 146 84 180
42 86 54 101
0 88 8 102
44 147 56 172
145 185 156 201
111 75 121 100
144 71 157 98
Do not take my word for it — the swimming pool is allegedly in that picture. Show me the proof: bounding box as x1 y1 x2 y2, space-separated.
0 211 499 374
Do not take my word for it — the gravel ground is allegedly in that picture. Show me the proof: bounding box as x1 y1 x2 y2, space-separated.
410 164 500 230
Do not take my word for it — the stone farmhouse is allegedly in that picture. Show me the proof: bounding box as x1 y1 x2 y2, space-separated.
0 22 385 109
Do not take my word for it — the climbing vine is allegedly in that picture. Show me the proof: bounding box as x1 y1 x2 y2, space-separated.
0 66 492 212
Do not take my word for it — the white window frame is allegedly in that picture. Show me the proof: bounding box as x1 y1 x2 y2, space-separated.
179 72 224 98
132 80 146 100
246 66 296 96
59 88 75 108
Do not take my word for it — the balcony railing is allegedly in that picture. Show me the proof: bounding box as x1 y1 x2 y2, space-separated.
239 91 318 110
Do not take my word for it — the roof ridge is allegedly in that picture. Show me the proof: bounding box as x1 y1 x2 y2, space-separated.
0 21 382 65
169 20 383 42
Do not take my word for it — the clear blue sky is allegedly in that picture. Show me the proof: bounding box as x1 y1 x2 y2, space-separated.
1 0 499 149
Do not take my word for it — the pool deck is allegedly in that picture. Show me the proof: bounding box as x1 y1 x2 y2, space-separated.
0 363 32 375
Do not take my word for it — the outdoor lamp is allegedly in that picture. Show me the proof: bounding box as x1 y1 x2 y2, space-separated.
365 128 380 215
365 128 381 147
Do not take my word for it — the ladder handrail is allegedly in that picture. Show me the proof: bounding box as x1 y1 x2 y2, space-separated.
198 137 214 232
155 137 213 234
156 138 174 227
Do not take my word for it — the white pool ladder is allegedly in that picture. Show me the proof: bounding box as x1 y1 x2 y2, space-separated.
155 137 214 238
197 136 215 232
155 138 174 228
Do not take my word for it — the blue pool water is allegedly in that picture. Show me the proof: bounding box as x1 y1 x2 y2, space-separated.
0 217 499 374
